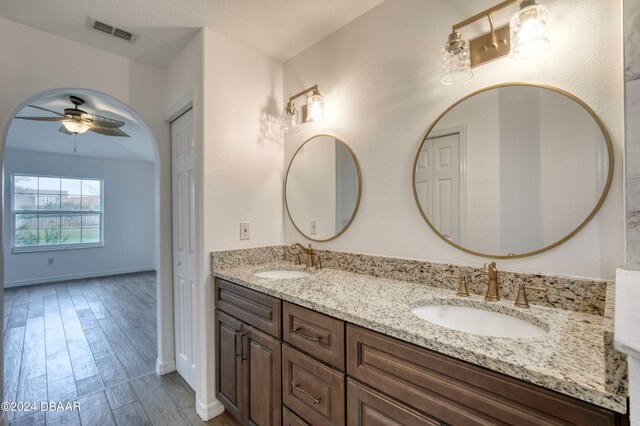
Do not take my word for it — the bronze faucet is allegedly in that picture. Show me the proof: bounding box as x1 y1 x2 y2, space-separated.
291 243 320 269
481 262 500 301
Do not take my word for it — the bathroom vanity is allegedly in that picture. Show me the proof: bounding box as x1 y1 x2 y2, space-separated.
213 261 628 425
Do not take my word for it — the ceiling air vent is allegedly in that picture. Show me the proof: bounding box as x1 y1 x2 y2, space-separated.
87 16 138 43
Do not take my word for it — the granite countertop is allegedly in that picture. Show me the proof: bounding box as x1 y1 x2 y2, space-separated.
212 262 627 413
615 268 640 360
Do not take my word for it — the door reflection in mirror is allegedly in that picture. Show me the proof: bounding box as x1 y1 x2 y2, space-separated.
413 84 612 258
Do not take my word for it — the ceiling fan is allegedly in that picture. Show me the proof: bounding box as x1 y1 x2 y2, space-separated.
15 95 130 137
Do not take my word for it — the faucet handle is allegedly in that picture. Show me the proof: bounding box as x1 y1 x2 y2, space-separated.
289 252 301 265
445 275 469 297
514 284 548 308
315 254 323 270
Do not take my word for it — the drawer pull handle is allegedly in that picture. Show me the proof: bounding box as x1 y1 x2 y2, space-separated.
291 328 322 345
291 382 321 404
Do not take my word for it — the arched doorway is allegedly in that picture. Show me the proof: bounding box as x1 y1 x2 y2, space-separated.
1 88 183 424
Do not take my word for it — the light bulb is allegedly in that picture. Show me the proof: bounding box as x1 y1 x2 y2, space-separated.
280 101 299 133
441 31 473 85
62 119 90 134
306 89 325 122
510 1 550 59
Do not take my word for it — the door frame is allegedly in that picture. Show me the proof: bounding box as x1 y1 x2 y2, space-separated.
165 92 222 420
169 107 197 388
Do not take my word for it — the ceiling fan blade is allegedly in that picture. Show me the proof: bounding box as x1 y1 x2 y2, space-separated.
59 126 73 135
82 113 125 129
15 116 64 122
26 105 65 117
89 126 130 137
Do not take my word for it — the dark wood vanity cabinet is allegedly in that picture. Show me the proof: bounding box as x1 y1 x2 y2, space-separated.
215 278 627 426
347 324 625 426
215 279 282 425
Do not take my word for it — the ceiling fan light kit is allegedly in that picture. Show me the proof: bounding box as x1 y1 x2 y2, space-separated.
14 95 130 140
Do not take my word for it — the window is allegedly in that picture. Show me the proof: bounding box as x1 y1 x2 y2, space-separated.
12 174 103 252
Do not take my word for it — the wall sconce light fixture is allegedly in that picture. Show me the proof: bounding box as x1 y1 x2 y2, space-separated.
441 0 550 85
281 84 326 133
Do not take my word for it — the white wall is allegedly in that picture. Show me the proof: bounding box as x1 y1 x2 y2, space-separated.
283 0 624 280
0 16 175 394
203 29 284 252
3 149 155 286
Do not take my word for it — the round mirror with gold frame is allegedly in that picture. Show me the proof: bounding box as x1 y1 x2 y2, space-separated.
412 83 614 259
285 134 362 242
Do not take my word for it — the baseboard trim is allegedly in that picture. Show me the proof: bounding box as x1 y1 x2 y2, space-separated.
3 267 156 288
196 399 225 421
155 359 176 375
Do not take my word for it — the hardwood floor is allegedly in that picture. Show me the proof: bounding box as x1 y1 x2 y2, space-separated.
3 272 236 426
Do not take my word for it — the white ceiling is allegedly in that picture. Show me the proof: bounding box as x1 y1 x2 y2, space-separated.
0 0 386 67
7 90 155 163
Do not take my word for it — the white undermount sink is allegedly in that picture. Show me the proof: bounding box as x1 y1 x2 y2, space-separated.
253 270 311 279
411 304 548 339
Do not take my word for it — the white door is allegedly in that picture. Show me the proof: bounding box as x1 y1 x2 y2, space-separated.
415 133 461 243
171 109 197 388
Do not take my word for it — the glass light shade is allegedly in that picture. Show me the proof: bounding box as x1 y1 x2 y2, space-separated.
62 119 89 134
441 35 472 85
306 90 325 122
280 104 299 133
510 3 550 59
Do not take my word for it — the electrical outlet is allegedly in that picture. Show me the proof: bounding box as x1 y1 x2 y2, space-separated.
48 258 54 265
310 220 317 235
240 222 250 240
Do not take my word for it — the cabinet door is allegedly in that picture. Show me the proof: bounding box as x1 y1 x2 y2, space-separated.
216 310 244 423
243 326 282 426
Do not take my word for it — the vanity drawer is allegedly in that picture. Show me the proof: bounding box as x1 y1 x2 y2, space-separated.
215 278 281 338
283 302 345 371
283 406 309 426
347 378 441 426
346 324 620 426
282 344 345 425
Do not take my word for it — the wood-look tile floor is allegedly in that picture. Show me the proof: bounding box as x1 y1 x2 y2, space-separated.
3 272 236 426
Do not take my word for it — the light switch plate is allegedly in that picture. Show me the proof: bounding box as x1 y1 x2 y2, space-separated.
310 220 317 235
240 222 250 240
